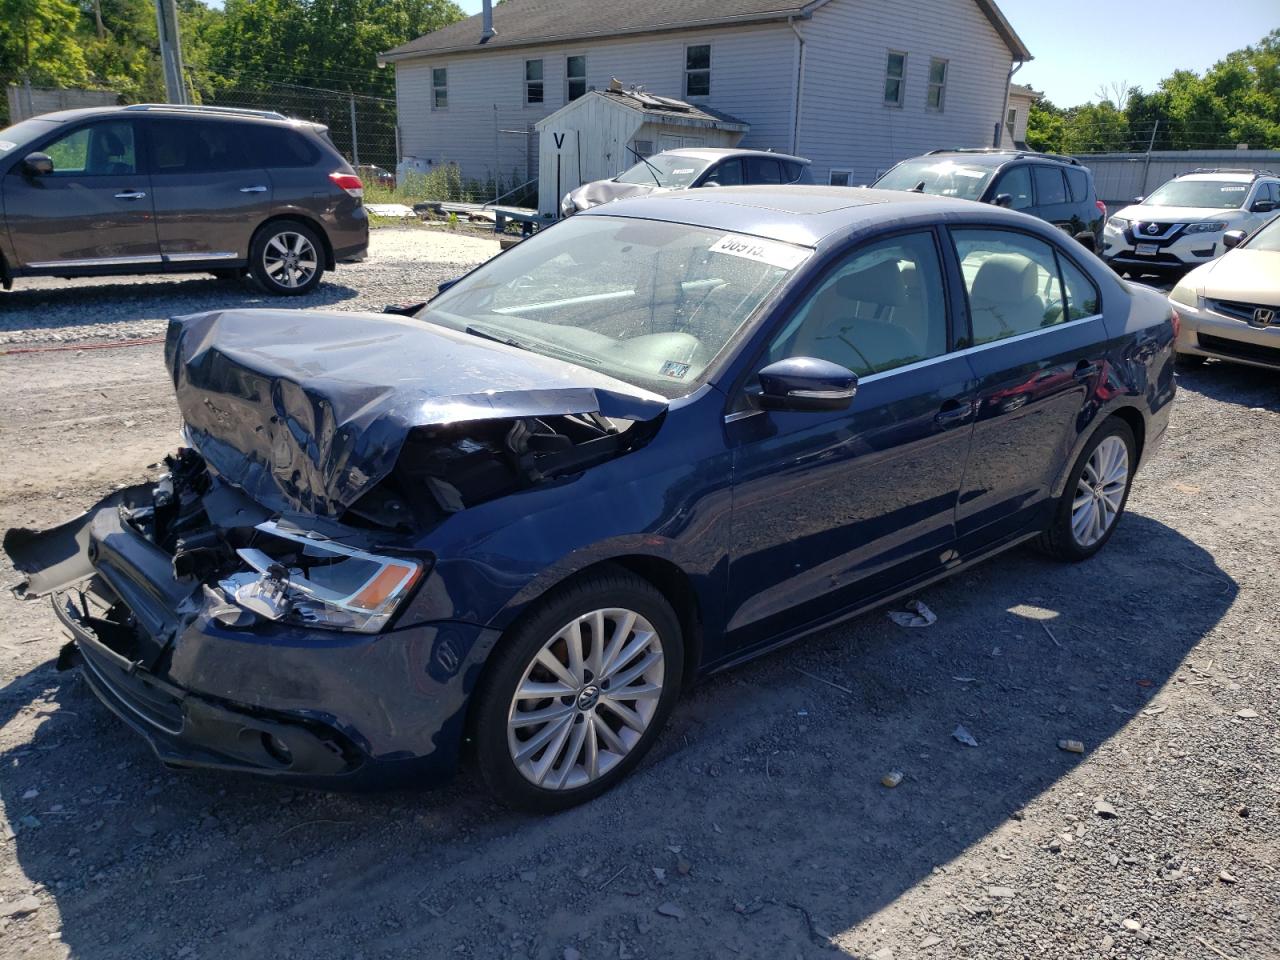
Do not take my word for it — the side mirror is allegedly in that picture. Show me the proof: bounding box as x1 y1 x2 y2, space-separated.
701 180 721 188
1250 199 1275 214
1222 230 1246 250
23 152 52 176
382 301 427 317
1132 196 1145 204
993 193 1013 208
757 357 858 413
436 277 463 294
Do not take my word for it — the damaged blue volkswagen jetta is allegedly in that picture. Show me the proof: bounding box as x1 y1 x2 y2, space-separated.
5 187 1177 811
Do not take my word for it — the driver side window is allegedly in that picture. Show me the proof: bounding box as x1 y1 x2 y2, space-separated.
767 231 948 377
708 159 744 186
993 165 1033 210
41 122 137 177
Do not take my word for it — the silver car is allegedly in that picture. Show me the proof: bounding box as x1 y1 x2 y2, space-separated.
561 148 812 216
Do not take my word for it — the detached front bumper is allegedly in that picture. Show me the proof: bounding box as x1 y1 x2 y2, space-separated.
1175 299 1280 370
6 486 501 790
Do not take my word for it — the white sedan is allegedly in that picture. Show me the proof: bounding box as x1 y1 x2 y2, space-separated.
1169 216 1280 370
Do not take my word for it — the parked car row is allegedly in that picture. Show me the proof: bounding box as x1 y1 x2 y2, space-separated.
0 103 369 296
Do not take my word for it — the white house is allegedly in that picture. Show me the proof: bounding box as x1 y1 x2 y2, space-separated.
1004 82 1043 149
381 0 1031 204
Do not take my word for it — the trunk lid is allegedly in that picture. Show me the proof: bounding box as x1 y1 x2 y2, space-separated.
165 309 667 518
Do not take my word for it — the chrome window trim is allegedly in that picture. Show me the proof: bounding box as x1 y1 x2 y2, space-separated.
26 254 163 269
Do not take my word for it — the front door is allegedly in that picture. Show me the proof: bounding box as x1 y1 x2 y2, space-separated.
948 226 1109 552
2 119 158 269
724 230 976 652
145 118 273 264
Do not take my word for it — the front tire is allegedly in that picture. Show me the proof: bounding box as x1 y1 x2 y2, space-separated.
1036 418 1136 562
472 567 684 812
249 221 325 295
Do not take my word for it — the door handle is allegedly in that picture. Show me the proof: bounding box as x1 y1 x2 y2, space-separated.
114 191 147 200
934 398 975 428
239 185 268 193
1073 360 1100 380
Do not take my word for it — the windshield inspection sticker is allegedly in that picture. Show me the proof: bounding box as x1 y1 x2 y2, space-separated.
710 235 808 270
660 360 690 379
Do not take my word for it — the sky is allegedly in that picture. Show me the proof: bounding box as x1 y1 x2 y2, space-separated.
453 0 1277 108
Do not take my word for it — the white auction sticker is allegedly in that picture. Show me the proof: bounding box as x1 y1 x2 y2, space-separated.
709 235 809 269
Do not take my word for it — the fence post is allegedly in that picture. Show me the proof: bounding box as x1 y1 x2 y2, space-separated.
1139 119 1159 198
349 94 360 167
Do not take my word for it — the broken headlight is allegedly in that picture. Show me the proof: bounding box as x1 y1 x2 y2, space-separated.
219 521 425 633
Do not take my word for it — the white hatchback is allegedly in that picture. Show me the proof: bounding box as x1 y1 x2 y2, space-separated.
1104 170 1279 278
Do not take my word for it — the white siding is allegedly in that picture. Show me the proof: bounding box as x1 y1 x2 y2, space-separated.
796 0 1014 184
1006 90 1036 143
393 23 797 187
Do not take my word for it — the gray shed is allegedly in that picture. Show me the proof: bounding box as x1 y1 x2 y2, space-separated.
535 86 748 216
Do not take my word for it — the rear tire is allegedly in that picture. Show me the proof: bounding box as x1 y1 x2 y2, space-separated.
1035 418 1136 562
472 567 684 812
249 221 325 296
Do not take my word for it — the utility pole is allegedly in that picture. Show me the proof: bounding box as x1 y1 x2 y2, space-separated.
349 95 360 166
154 0 188 105
1139 119 1159 198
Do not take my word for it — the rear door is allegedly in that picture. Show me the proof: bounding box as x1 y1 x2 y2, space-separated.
743 156 783 186
1031 164 1075 236
2 118 158 269
145 118 272 265
947 226 1108 553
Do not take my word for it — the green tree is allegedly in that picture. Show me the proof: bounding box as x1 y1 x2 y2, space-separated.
1026 99 1066 153
0 0 91 89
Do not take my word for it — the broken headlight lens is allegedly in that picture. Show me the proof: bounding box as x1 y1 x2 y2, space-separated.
221 521 425 633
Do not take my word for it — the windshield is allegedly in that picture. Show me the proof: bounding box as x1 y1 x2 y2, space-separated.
1144 179 1250 209
873 158 994 201
420 216 809 397
615 153 714 189
0 117 59 154
1243 216 1280 252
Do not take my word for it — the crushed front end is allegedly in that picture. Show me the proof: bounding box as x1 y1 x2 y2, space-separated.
4 448 500 788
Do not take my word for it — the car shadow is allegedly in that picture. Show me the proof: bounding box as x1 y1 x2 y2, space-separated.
0 512 1233 958
1175 359 1280 411
0 277 360 333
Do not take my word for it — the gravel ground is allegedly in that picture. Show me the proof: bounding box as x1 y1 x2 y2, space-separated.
0 243 1277 960
0 227 501 347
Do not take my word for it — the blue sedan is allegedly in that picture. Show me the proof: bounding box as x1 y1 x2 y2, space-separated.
5 187 1177 811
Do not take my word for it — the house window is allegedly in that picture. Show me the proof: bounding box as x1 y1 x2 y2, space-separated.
566 55 587 101
525 59 543 105
685 44 711 97
927 58 947 110
884 52 906 106
1006 107 1018 137
432 67 447 109
829 169 853 187
631 139 654 158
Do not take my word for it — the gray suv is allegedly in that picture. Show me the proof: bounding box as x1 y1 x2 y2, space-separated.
0 104 368 295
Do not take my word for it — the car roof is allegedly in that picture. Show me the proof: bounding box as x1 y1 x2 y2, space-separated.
15 105 320 130
580 185 1031 247
911 150 1076 167
662 147 810 165
1175 172 1268 182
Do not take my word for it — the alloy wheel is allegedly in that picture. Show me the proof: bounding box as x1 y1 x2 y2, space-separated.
506 608 665 790
262 232 319 289
1071 435 1129 548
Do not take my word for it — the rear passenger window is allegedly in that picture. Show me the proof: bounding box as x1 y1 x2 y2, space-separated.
952 229 1067 345
993 165 1033 210
246 126 320 168
1059 256 1101 319
150 120 249 173
1064 167 1088 203
767 231 948 377
781 160 804 183
744 157 782 184
1033 166 1068 205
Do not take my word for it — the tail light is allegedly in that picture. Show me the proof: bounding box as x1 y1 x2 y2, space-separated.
328 172 363 198
1096 199 1108 219
1170 309 1181 340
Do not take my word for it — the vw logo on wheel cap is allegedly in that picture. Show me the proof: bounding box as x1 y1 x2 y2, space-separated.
1252 307 1276 328
576 684 601 710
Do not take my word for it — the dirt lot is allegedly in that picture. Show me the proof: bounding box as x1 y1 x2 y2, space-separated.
0 234 1277 960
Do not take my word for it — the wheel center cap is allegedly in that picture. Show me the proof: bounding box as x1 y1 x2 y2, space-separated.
577 685 601 710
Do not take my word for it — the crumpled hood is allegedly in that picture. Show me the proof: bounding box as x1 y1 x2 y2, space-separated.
165 310 667 518
567 179 665 212
1113 204 1238 225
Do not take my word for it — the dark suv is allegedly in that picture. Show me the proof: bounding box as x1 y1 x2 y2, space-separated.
0 104 368 295
873 149 1107 251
